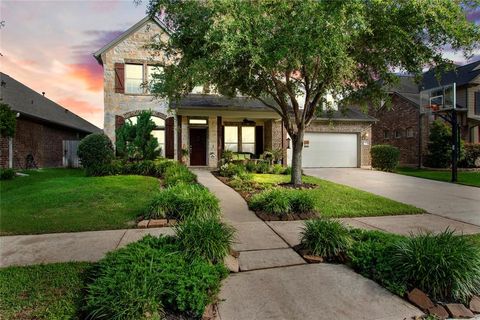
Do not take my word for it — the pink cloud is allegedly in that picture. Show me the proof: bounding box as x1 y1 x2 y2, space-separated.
57 97 102 115
68 63 103 92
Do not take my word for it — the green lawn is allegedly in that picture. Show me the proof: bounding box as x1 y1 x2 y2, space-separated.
0 262 89 320
0 169 159 235
252 174 423 217
395 167 480 187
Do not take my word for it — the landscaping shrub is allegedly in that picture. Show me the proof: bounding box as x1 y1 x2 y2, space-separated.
371 144 400 172
459 143 480 168
300 219 352 260
271 164 285 174
245 160 257 172
390 229 480 302
78 133 114 175
163 162 196 187
145 183 219 220
249 188 291 215
347 229 407 296
289 191 316 213
218 162 244 178
85 235 228 319
255 160 271 173
283 166 292 175
175 217 235 264
0 168 15 180
424 120 464 168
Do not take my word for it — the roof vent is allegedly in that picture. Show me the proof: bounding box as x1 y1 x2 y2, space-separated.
42 92 45 96
0 80 6 87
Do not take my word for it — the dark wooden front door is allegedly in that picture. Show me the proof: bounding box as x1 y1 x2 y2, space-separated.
189 128 207 166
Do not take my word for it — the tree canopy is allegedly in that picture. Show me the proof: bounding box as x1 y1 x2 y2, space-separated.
147 0 480 183
0 103 16 137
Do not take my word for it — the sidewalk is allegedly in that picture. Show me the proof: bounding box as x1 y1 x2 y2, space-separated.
0 227 173 267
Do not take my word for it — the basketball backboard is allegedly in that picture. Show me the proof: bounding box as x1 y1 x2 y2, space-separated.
420 83 456 113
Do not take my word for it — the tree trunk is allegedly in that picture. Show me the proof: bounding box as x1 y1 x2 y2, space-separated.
290 130 304 185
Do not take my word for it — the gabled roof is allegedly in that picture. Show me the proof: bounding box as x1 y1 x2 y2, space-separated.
0 73 101 133
316 107 376 122
93 16 171 64
386 75 421 106
422 59 480 90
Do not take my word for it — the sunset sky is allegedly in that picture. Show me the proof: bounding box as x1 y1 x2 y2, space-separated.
1 1 479 129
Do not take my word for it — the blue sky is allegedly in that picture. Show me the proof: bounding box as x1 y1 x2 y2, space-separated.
0 1 479 128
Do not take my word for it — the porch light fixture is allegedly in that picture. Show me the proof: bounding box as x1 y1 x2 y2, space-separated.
242 118 256 125
286 137 291 149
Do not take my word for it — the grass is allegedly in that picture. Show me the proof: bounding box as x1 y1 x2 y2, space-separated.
0 168 159 235
395 167 480 187
0 262 90 320
251 174 423 217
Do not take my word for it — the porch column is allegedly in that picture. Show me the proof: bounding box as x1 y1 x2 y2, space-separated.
208 116 218 167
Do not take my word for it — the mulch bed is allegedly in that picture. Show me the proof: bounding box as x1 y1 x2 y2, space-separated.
255 211 317 221
278 182 318 190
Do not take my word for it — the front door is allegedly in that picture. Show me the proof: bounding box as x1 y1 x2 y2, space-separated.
189 128 207 166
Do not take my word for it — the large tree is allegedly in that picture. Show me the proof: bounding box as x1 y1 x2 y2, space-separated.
147 0 479 185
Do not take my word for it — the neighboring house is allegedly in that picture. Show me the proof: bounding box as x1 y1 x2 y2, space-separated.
0 73 101 169
95 16 376 168
371 60 480 166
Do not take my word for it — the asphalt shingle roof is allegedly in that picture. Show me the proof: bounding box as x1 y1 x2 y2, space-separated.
0 73 101 133
421 60 480 90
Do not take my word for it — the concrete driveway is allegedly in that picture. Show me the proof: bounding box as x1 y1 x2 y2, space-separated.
305 168 480 226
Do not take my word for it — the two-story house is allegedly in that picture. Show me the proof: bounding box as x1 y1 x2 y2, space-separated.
94 16 376 168
371 60 480 166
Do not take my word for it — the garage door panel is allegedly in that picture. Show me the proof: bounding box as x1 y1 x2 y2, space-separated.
299 133 358 168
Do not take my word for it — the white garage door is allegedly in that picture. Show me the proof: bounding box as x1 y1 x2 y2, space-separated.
288 133 358 168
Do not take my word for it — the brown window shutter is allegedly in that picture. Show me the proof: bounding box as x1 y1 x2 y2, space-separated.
114 63 125 93
165 117 174 159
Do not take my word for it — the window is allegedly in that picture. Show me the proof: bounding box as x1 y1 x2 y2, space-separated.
383 130 389 139
241 126 255 153
224 126 238 152
125 64 143 94
395 130 402 139
406 127 414 138
189 118 207 125
475 91 480 116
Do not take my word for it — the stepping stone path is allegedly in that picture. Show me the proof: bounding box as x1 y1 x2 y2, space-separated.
192 169 423 320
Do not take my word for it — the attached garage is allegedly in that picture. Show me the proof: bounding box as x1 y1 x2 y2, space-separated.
286 109 377 168
301 133 358 168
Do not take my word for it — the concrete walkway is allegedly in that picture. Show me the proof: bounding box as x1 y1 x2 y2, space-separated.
305 168 480 226
0 227 173 267
192 169 422 320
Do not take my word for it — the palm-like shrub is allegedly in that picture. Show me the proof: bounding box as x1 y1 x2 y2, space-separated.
391 229 480 302
300 219 352 259
145 183 219 220
175 218 236 264
249 188 291 215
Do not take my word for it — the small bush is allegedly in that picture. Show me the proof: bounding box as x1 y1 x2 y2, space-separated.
289 191 316 213
371 144 400 172
0 168 15 180
255 160 271 174
219 163 244 178
249 188 291 215
283 166 292 175
300 219 352 259
459 143 480 168
78 133 114 174
272 164 285 174
245 160 257 172
85 163 120 177
391 229 480 302
85 235 228 319
145 183 219 220
163 163 196 187
347 229 407 296
175 218 235 264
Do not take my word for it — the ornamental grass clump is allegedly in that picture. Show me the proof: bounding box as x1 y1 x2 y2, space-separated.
84 235 228 319
145 183 219 220
249 188 291 215
175 217 236 264
391 229 480 302
289 191 316 213
300 218 352 260
163 163 196 186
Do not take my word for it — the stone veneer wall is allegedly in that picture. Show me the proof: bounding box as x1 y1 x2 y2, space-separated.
178 115 218 167
306 121 373 167
101 21 171 145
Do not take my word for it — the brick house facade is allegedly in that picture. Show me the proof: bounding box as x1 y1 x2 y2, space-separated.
0 73 100 169
95 16 376 168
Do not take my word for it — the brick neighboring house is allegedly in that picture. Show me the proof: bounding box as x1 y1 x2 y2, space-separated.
94 16 376 168
371 60 480 166
0 73 101 169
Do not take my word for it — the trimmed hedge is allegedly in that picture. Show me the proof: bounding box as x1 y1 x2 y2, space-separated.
77 133 114 176
371 145 400 172
0 168 15 180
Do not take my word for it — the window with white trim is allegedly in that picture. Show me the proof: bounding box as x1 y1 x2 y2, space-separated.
241 126 255 154
224 126 238 152
125 64 144 94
